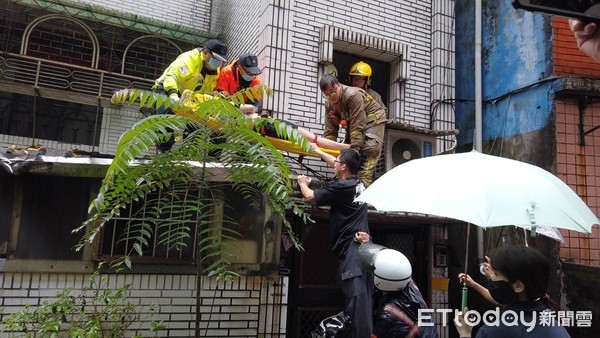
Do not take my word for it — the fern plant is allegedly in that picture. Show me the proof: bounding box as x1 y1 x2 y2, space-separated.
73 87 311 279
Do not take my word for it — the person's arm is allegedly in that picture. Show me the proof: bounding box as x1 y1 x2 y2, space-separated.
454 307 473 338
160 51 195 99
458 273 500 306
310 144 336 167
297 175 315 202
345 91 367 150
297 127 350 151
322 105 341 142
569 19 600 62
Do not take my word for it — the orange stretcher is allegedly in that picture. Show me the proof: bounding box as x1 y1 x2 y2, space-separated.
176 91 340 158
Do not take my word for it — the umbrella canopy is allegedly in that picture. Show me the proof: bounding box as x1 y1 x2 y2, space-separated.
356 150 598 234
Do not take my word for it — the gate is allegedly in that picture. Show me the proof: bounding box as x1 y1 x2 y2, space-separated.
286 215 430 337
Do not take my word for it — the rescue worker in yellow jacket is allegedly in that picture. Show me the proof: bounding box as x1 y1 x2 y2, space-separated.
320 73 387 187
349 61 387 116
151 38 228 152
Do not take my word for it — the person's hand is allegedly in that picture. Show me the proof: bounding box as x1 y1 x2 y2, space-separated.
169 93 180 102
310 142 322 152
355 231 370 244
297 174 312 186
458 273 476 288
454 307 473 338
569 19 600 62
239 104 257 115
480 255 494 280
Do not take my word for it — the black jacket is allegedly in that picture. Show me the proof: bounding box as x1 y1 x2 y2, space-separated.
372 281 439 338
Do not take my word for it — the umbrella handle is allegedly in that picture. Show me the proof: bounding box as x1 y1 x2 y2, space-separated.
461 282 468 309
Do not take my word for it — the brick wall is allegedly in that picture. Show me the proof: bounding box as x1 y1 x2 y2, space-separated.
0 272 288 337
211 0 436 177
553 17 600 77
84 0 211 31
99 106 146 154
555 99 600 267
551 16 600 266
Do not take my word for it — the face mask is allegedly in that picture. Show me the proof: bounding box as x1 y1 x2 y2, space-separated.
207 57 221 70
241 73 254 82
487 280 518 305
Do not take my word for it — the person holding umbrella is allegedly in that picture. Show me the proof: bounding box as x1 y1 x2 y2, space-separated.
454 245 570 337
297 148 373 338
457 255 502 307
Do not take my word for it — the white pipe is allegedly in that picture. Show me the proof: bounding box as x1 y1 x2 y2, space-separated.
475 0 484 262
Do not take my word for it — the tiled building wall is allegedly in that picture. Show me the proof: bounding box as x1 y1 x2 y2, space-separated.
553 16 600 267
553 17 600 77
81 0 212 31
555 99 600 267
260 0 435 176
211 0 262 58
99 106 146 155
0 272 288 337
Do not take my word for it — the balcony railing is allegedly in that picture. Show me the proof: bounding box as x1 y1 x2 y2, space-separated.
0 52 153 100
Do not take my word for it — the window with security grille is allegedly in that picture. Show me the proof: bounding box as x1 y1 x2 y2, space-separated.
0 91 102 146
97 184 272 267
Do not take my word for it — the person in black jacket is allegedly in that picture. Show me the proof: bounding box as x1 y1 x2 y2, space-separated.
355 233 438 338
298 149 373 338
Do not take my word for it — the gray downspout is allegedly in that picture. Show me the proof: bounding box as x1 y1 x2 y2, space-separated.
475 0 485 266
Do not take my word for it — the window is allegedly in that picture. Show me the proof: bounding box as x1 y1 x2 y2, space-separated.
97 184 281 273
0 91 102 146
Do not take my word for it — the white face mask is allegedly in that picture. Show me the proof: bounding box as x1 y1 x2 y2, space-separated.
207 56 221 69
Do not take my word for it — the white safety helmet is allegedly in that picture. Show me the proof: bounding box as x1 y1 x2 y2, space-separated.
373 248 412 291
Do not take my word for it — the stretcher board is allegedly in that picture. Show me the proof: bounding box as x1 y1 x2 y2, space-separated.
175 101 340 158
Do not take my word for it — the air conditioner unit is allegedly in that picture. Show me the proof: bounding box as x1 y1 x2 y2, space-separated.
384 129 436 171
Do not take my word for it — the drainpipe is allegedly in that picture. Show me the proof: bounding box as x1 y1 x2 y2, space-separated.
475 0 484 263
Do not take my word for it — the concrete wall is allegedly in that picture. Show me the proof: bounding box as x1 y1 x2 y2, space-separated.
455 0 554 151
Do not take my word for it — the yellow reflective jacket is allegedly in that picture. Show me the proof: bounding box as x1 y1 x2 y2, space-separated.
153 48 220 96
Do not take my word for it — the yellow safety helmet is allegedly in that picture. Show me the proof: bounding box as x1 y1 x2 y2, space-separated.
349 61 372 87
325 62 338 78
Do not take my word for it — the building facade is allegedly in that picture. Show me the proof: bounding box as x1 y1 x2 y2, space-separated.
1 0 456 337
455 2 599 336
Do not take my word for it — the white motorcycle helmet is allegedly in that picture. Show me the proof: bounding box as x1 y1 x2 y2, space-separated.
373 248 412 291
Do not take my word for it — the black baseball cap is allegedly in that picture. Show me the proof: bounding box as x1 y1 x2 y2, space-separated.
204 39 227 62
239 53 262 75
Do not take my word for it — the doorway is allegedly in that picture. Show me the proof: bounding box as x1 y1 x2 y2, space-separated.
286 214 430 337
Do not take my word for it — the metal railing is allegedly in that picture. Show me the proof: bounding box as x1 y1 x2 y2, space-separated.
0 52 153 99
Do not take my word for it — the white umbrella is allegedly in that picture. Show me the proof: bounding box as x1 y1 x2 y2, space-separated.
356 150 598 235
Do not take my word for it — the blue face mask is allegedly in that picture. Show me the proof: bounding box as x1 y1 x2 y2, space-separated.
207 57 221 70
241 73 254 82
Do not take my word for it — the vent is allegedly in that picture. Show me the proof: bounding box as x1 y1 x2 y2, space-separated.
385 129 436 171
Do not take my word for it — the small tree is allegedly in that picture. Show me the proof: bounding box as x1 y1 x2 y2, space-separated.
2 263 165 337
72 87 311 337
74 87 308 272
